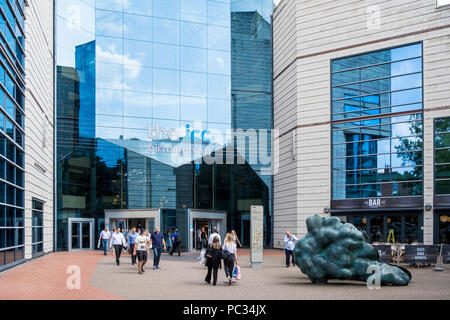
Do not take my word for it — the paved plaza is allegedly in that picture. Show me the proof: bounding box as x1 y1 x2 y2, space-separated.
0 250 449 300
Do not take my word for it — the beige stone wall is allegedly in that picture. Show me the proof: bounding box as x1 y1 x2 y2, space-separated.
24 0 54 258
273 0 450 246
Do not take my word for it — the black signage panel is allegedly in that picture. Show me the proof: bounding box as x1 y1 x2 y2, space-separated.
404 245 438 264
435 195 450 207
331 197 423 210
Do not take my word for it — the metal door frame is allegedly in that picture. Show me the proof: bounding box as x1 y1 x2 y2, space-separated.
188 209 227 252
68 218 95 251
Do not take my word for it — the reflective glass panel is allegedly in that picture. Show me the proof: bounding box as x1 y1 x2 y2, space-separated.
331 43 423 199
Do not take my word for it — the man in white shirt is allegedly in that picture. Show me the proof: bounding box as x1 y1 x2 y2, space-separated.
110 228 126 266
208 226 221 246
99 226 111 256
284 231 299 268
133 230 151 274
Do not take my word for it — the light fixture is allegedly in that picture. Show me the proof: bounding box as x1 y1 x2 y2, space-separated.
425 204 433 211
324 207 331 214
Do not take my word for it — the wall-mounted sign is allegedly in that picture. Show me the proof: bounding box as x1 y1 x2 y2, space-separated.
331 197 423 210
364 198 386 208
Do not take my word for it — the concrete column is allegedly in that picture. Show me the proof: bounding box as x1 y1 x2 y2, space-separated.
251 205 264 268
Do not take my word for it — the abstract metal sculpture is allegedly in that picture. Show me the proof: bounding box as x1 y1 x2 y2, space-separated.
293 215 411 286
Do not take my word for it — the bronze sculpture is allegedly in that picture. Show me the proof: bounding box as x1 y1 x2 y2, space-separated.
293 215 411 286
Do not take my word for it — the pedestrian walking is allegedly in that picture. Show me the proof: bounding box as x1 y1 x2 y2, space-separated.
231 230 242 248
223 233 238 286
122 228 128 253
166 229 173 253
197 228 202 250
170 228 181 256
284 231 298 268
200 228 208 249
110 228 127 266
127 227 139 265
208 226 221 246
204 236 222 286
150 226 166 270
99 226 111 256
133 230 151 275
198 227 209 264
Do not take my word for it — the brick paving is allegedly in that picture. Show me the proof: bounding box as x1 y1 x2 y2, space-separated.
1 249 449 300
0 251 121 300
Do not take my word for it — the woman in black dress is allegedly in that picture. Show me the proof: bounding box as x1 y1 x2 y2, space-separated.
205 236 222 286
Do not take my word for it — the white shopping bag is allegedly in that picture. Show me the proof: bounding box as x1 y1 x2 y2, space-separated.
200 248 206 264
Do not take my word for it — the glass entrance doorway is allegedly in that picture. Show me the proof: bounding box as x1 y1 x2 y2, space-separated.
68 218 94 250
241 215 251 247
127 218 146 230
193 219 210 250
110 218 154 232
188 210 227 252
342 212 422 244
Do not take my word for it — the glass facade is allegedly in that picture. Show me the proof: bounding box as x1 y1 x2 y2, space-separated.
435 117 450 195
0 0 25 268
436 212 450 244
331 43 423 200
56 0 274 250
331 43 424 244
435 117 450 244
344 213 422 244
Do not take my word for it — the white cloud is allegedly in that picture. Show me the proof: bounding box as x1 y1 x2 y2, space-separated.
96 43 142 80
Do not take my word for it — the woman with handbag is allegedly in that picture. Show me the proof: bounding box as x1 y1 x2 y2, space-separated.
205 236 222 286
222 233 238 286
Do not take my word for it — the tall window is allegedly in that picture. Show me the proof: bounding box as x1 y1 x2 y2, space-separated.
435 117 450 244
435 117 450 195
331 43 423 200
32 200 44 256
0 0 26 269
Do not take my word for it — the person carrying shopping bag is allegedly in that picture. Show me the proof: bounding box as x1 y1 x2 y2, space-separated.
222 233 238 286
198 227 209 265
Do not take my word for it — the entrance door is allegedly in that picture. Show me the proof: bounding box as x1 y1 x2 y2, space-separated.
188 210 227 252
113 219 126 230
147 218 155 233
241 215 251 247
69 219 94 250
193 219 209 250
